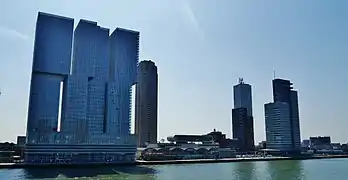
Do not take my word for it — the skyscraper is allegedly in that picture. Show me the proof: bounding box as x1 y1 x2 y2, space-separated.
232 78 255 151
109 28 139 137
264 102 293 151
61 19 110 142
233 78 253 116
27 12 74 145
25 12 138 165
264 78 301 152
135 60 158 147
272 79 301 150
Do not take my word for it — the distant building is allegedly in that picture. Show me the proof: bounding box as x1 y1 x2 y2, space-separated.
272 79 301 150
302 139 310 147
206 129 239 149
135 60 158 147
233 78 253 116
258 141 267 149
309 136 331 146
232 108 254 151
165 130 238 150
232 78 255 151
25 12 138 165
265 102 293 151
16 136 26 148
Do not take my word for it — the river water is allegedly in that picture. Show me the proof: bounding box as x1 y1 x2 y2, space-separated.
1 158 348 180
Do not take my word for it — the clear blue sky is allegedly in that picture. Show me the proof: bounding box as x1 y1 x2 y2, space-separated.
0 0 347 143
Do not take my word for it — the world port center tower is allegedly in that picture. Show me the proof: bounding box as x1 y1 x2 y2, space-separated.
25 12 139 165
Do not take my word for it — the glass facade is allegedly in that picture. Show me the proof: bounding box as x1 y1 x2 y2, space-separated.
233 81 253 117
27 12 74 145
61 75 88 143
265 102 293 151
232 107 254 152
25 12 138 165
109 28 139 137
232 79 255 151
272 79 301 150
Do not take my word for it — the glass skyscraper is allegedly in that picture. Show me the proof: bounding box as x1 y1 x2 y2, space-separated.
264 78 301 152
25 12 138 165
272 79 301 150
109 28 139 137
27 12 74 145
233 78 253 117
232 78 255 151
265 101 293 151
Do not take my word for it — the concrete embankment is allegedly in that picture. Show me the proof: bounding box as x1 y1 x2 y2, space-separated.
136 155 348 165
1 155 348 169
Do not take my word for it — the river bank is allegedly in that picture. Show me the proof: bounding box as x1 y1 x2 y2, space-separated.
1 155 348 169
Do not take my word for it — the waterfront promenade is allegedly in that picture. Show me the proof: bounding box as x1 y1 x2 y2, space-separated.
1 155 348 169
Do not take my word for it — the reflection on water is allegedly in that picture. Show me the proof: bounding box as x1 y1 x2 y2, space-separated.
266 160 305 180
23 166 156 179
232 162 256 180
2 159 348 180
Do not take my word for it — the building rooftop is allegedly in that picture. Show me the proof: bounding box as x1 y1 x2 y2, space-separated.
38 12 74 21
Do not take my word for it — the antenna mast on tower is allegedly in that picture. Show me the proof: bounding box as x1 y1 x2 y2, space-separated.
273 69 276 79
238 77 244 84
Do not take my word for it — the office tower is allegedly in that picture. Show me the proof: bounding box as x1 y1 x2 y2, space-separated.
135 60 158 147
71 20 110 139
25 12 138 165
233 78 253 116
60 75 88 142
232 107 254 151
232 78 255 151
26 12 74 145
264 102 293 151
109 28 139 137
272 79 301 150
71 20 110 79
61 20 111 142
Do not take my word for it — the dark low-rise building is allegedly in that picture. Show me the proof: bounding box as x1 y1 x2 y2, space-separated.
207 129 239 149
167 134 214 144
310 136 331 146
17 136 26 148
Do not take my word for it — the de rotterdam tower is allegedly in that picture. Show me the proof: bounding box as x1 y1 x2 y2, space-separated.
25 12 139 165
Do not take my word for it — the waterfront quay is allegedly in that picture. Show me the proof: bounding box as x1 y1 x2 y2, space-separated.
1 155 348 169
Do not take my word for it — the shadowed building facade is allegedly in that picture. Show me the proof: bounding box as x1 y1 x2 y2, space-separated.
135 60 158 147
25 12 139 165
26 12 74 145
232 108 254 152
232 78 255 151
264 78 301 152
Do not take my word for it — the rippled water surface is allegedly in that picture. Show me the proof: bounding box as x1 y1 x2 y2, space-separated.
1 158 348 180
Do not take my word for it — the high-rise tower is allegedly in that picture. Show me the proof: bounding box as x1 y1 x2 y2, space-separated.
135 60 158 147
264 78 301 152
109 28 139 137
26 12 74 144
265 101 293 151
233 78 253 116
61 19 110 142
25 12 138 165
232 78 255 151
